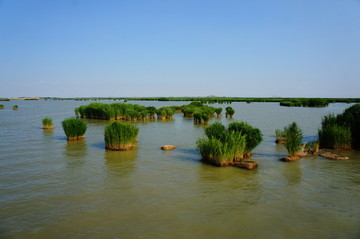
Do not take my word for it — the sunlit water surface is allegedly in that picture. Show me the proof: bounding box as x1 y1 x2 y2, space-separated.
0 100 359 239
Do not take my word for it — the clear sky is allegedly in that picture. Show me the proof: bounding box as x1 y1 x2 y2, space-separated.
0 0 359 98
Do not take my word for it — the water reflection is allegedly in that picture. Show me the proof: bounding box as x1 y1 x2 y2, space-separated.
174 148 200 163
282 161 302 185
42 128 54 137
104 149 137 178
197 163 261 206
63 140 87 167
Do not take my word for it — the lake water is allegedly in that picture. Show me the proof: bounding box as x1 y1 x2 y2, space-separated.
0 100 359 239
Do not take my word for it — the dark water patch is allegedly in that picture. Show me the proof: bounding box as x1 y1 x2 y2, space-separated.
91 142 105 150
174 148 201 163
53 136 67 141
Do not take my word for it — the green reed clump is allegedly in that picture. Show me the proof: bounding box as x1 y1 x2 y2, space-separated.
196 122 246 166
165 107 175 119
225 107 235 118
283 122 303 156
74 107 80 118
0 104 4 109
193 112 202 124
318 109 357 150
75 102 150 121
156 108 167 120
139 109 148 121
62 118 87 141
180 102 216 124
42 117 54 129
146 106 157 119
171 106 182 113
125 108 139 121
307 140 319 153
215 108 222 117
228 121 263 157
13 105 18 110
280 98 329 107
318 124 352 150
338 103 360 148
201 114 210 125
196 138 233 166
104 122 139 151
182 106 195 117
275 129 286 143
205 122 227 139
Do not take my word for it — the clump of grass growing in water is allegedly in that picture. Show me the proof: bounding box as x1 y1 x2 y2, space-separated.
13 105 18 110
275 129 286 144
201 114 210 125
104 122 139 151
193 112 202 124
42 117 54 129
225 106 235 118
146 106 156 119
196 122 246 166
318 124 352 150
156 108 167 120
337 104 360 149
318 113 352 150
165 107 175 119
62 118 87 141
0 104 4 109
228 121 263 157
283 122 303 156
215 108 222 117
308 140 319 153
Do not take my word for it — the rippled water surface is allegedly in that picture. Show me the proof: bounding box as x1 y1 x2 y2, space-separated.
0 100 359 239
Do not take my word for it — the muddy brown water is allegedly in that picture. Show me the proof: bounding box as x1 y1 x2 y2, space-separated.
0 100 359 238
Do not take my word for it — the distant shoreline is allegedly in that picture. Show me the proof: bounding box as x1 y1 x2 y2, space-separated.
1 97 42 100
1 96 359 104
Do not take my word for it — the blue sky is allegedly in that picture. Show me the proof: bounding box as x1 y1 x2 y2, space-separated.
0 0 359 98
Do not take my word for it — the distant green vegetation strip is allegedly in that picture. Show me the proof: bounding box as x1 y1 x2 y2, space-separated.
279 98 329 107
45 97 360 105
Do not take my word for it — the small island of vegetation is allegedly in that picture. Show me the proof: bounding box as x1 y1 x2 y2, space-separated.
62 118 87 141
42 117 54 129
104 122 139 151
180 102 231 125
75 102 176 122
279 98 329 107
196 122 262 168
280 122 319 162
